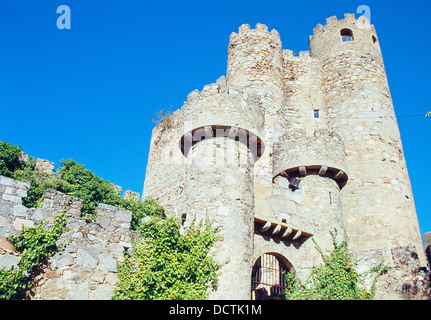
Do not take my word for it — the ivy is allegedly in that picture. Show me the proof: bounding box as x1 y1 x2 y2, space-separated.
285 230 387 300
56 159 165 225
113 217 221 300
0 142 24 178
0 209 68 300
0 142 164 228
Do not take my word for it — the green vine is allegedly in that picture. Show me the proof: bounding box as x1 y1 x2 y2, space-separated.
0 141 164 228
285 230 387 300
113 217 221 300
0 202 70 300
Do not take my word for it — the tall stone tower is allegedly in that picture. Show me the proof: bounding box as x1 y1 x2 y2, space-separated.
142 14 427 300
308 14 424 264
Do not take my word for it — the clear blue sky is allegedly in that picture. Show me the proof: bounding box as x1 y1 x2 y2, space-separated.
1 1 430 237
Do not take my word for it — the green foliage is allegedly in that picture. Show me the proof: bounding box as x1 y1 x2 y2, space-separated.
0 142 23 178
112 217 221 300
56 159 164 225
285 230 387 300
22 172 74 209
0 141 164 228
0 211 68 300
0 141 220 300
120 198 165 230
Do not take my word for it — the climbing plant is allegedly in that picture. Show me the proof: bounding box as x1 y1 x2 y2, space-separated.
0 142 24 178
0 210 68 300
0 141 164 227
113 217 221 300
285 230 387 300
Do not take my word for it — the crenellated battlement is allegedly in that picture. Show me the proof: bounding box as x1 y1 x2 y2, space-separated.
142 15 429 300
312 14 373 36
230 23 281 43
309 14 380 59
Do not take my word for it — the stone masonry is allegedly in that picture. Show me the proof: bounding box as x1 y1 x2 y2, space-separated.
143 14 429 300
0 175 138 300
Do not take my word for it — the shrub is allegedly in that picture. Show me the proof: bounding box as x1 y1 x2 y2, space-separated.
0 142 23 177
152 106 175 130
285 230 387 300
57 159 164 225
0 211 68 300
113 217 221 300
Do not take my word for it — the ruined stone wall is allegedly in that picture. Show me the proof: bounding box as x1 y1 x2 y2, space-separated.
0 175 135 300
354 245 430 300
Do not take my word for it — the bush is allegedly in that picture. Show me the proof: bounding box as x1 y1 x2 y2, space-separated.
57 159 164 225
285 230 387 300
152 106 175 130
0 211 68 300
0 142 164 227
0 142 23 177
113 217 221 300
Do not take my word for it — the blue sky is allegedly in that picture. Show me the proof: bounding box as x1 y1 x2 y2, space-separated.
1 0 430 237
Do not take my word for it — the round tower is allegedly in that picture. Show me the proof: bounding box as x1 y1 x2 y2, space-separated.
226 23 285 174
273 129 347 250
179 81 265 300
309 14 425 264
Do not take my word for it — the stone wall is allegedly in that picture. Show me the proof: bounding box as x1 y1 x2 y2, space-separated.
354 245 430 300
424 232 431 267
0 175 136 300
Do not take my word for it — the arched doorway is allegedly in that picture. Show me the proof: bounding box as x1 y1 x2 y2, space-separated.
251 253 290 300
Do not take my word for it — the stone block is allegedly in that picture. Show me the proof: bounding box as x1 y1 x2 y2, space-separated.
2 194 22 205
52 252 74 268
98 254 117 273
0 177 14 187
12 218 34 231
0 253 19 270
69 281 89 300
76 249 98 269
0 237 14 253
92 284 114 300
13 205 28 218
35 159 55 174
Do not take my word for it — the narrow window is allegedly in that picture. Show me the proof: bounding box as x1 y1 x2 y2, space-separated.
372 35 377 44
313 109 320 119
341 28 354 42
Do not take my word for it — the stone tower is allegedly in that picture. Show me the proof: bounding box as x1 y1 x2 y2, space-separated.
142 14 427 300
308 14 424 264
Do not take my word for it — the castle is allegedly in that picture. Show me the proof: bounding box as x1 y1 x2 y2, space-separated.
1 13 429 301
143 14 430 299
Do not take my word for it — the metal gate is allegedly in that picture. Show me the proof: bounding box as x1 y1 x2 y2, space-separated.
251 253 289 300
